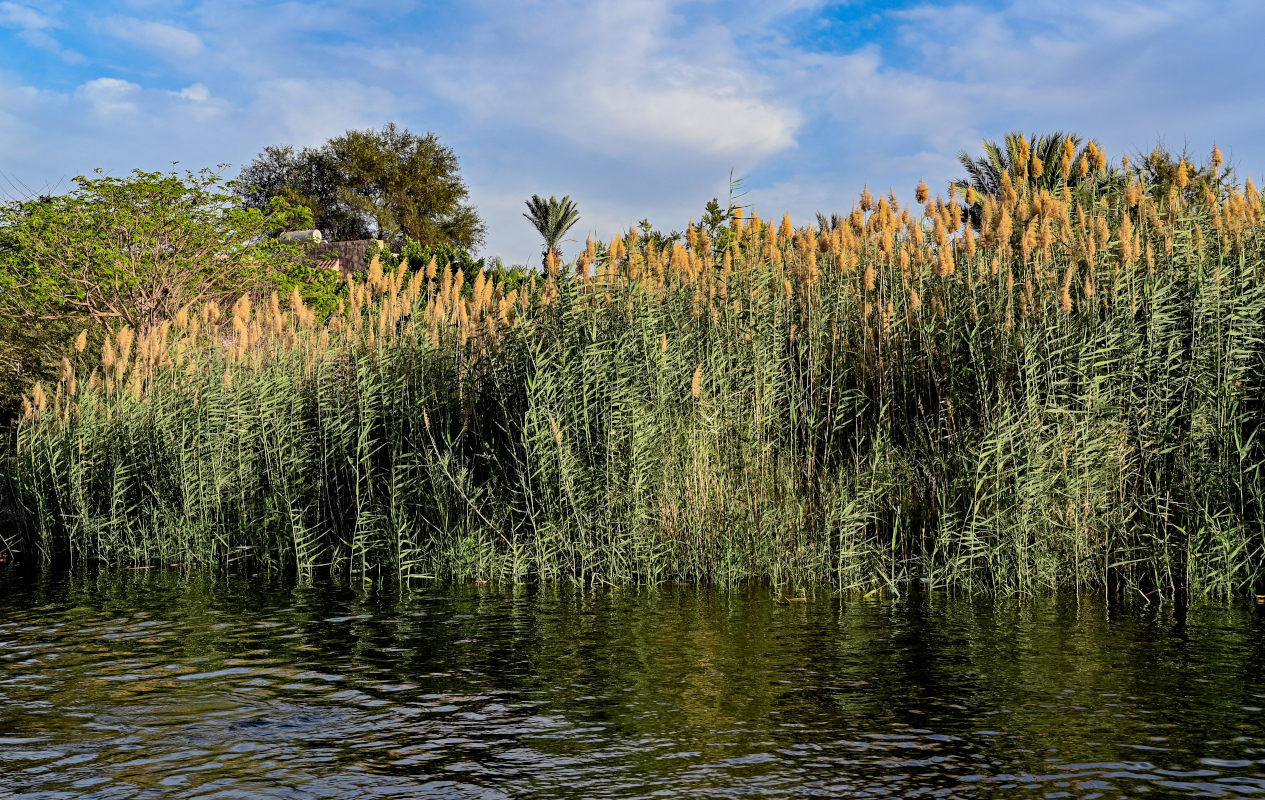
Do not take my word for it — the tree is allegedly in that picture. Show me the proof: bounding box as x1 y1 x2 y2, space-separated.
698 171 747 258
396 239 484 277
953 131 1126 227
0 168 302 332
238 123 485 249
0 314 81 423
955 131 1093 198
1131 141 1231 203
523 194 580 270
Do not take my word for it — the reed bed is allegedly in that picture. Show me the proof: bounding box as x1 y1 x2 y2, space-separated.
7 150 1265 597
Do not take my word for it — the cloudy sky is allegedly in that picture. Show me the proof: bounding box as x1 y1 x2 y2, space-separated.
1 0 1263 263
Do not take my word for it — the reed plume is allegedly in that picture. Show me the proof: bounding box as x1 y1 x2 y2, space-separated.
12 159 1265 599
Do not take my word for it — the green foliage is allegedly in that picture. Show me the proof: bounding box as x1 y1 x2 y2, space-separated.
1131 141 1232 201
956 131 1089 197
485 257 530 294
261 195 316 236
523 194 580 266
635 218 683 251
238 123 485 249
9 164 1265 598
0 168 300 332
397 239 484 276
699 171 747 257
276 259 346 319
0 316 83 423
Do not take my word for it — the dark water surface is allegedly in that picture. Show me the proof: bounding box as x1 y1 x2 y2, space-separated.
1 569 1264 798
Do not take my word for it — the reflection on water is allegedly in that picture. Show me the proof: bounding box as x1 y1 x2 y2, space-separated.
1 568 1263 799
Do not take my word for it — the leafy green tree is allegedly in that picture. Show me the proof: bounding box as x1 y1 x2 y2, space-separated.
0 168 301 332
238 123 485 249
698 171 747 257
635 218 684 251
485 258 530 295
523 194 580 269
275 259 346 319
0 315 82 423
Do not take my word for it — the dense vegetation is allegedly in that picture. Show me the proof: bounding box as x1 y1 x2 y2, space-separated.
237 123 485 249
6 142 1265 598
0 169 325 421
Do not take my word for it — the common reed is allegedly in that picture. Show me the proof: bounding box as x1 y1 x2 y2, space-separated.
7 145 1265 597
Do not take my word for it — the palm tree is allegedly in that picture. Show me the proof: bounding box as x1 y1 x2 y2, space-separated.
816 211 843 233
955 131 1086 198
523 194 580 271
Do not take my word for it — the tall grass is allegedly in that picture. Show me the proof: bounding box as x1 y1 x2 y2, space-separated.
7 153 1265 597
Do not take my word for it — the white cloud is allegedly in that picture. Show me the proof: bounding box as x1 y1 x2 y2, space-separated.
0 1 53 29
570 71 797 159
103 17 205 58
416 0 800 161
0 1 83 60
176 83 210 102
4 0 1265 261
76 77 142 116
250 78 402 147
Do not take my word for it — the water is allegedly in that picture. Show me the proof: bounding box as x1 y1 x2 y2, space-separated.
1 568 1263 799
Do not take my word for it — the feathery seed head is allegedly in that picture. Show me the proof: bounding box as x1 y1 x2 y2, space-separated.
860 186 874 212
232 295 252 321
1125 180 1144 208
1000 170 1017 209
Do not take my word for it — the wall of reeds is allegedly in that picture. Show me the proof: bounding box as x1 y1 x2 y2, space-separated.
7 148 1265 597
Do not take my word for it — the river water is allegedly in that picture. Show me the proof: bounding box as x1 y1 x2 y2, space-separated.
1 568 1263 798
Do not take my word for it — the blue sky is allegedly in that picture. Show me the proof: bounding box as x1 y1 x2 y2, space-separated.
2 1 1264 264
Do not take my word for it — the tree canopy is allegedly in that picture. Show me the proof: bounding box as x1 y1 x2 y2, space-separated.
238 123 485 250
0 168 304 332
1130 142 1232 202
955 131 1097 199
523 194 580 269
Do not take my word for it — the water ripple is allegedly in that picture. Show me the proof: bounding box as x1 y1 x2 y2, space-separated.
1 569 1264 798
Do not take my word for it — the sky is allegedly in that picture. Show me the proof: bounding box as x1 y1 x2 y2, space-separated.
1 0 1263 265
